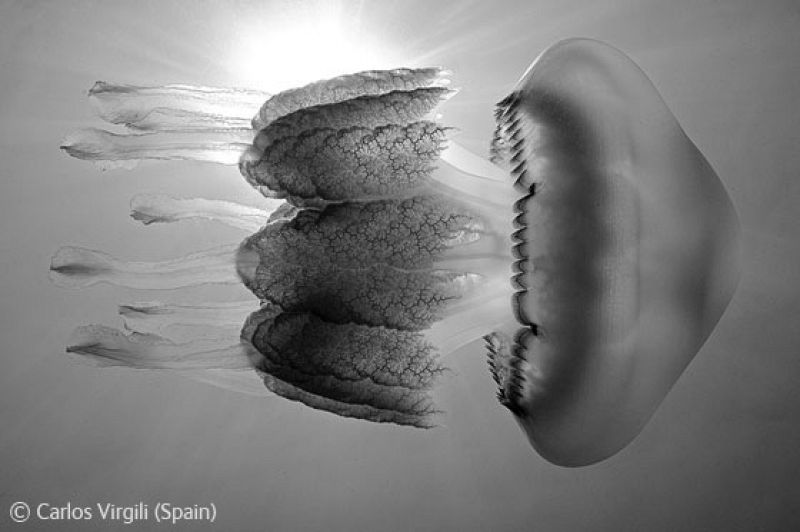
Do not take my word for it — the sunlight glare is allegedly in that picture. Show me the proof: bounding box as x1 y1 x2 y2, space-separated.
228 8 395 93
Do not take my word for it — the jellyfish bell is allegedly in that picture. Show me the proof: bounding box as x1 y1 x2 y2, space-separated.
486 38 741 466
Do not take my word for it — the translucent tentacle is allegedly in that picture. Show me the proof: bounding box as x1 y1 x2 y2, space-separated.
119 300 258 342
130 194 278 231
426 286 513 357
89 81 269 130
49 245 240 289
61 128 256 167
66 325 255 370
440 140 507 183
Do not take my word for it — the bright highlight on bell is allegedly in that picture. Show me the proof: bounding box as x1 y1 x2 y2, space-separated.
52 38 740 466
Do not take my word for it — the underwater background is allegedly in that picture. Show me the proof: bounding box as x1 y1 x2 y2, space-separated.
1 1 798 530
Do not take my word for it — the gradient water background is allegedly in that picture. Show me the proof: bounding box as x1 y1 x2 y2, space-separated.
1 1 798 530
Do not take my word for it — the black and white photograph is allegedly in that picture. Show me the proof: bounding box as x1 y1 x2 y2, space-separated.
1 1 798 530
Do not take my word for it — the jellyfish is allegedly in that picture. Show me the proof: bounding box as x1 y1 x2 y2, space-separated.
52 38 740 466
